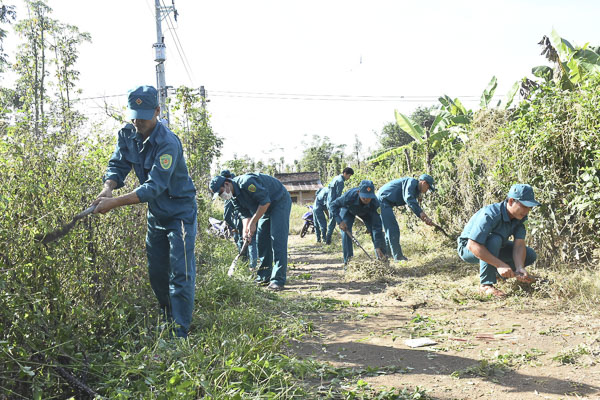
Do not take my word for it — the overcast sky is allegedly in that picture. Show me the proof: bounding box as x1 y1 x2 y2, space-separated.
4 0 599 164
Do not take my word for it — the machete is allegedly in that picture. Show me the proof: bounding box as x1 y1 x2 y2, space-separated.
344 228 373 260
35 205 97 244
227 239 250 277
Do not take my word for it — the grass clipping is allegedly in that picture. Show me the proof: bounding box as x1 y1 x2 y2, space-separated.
345 257 390 281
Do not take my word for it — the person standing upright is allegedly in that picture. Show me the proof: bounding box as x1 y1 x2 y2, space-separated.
325 167 354 244
93 85 197 338
312 187 328 243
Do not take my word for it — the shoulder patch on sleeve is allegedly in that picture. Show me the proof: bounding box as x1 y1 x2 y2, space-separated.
377 207 381 215
159 154 173 169
248 183 257 193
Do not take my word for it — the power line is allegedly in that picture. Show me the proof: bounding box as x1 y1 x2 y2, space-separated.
160 0 194 86
72 90 503 103
208 92 502 103
210 90 483 99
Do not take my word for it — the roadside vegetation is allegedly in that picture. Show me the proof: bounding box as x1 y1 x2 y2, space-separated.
1 1 599 398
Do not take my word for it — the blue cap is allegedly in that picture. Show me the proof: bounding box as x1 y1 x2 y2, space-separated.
127 86 159 120
209 175 226 194
220 170 235 179
358 180 376 199
419 174 436 192
508 184 540 207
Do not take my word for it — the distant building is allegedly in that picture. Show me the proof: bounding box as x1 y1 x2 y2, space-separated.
275 172 323 204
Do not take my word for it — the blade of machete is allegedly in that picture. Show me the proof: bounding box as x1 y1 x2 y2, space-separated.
35 205 97 244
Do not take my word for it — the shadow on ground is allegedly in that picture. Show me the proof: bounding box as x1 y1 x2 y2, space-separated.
293 339 600 397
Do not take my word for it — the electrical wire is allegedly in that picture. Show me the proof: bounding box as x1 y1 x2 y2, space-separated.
160 0 195 86
208 92 502 103
72 90 502 104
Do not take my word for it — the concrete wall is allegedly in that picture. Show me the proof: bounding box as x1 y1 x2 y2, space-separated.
289 190 317 204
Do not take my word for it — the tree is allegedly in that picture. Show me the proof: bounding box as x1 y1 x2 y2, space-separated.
171 86 223 189
49 22 90 136
377 122 414 150
298 135 346 181
533 30 600 90
0 2 16 71
13 0 56 137
370 107 438 171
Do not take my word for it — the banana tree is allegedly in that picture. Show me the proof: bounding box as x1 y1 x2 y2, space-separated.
534 29 600 90
369 95 474 172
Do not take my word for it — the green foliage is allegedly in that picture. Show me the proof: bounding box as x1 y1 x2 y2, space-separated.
498 79 600 263
376 122 414 151
0 2 16 70
480 75 498 109
170 86 223 193
536 29 600 90
298 135 347 182
221 153 281 176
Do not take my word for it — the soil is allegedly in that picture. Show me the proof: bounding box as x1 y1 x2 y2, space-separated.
283 234 600 400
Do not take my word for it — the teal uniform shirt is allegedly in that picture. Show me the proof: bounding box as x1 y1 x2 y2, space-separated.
230 173 287 218
103 121 197 338
458 200 535 286
458 200 527 247
315 187 329 207
104 122 197 226
330 188 385 248
313 187 329 242
325 174 346 243
376 177 423 217
228 173 291 286
223 199 236 229
327 174 345 207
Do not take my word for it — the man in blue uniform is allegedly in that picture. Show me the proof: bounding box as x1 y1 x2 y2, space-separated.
329 180 386 264
313 187 328 243
220 170 257 268
93 85 197 338
210 173 292 291
377 174 435 261
325 167 354 244
457 184 539 298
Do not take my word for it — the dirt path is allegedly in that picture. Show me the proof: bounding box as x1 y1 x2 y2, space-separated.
283 234 600 400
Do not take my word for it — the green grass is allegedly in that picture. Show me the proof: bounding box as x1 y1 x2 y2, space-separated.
553 345 591 365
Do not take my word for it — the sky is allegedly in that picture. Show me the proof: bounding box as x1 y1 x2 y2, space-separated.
3 0 600 164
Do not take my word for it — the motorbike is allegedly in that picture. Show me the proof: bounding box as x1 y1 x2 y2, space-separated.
300 205 315 238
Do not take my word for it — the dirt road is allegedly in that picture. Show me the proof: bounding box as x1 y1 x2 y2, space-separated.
283 233 600 400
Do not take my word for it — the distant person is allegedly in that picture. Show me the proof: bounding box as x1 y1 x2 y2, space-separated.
325 167 354 244
329 180 386 265
220 170 257 268
457 184 539 298
210 172 292 291
312 187 329 243
376 174 435 261
93 85 197 338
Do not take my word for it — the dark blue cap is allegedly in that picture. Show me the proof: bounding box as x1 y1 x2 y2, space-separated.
419 174 436 192
508 184 540 207
220 170 235 179
358 180 376 199
127 85 159 120
209 175 226 194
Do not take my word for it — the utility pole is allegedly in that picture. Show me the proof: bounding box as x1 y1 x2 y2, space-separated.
199 85 209 126
153 0 178 126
